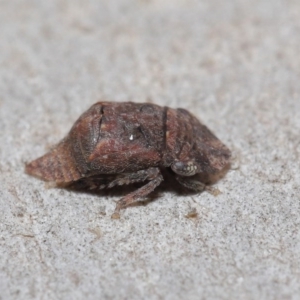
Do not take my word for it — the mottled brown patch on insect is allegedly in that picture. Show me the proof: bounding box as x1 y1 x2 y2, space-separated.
26 139 81 183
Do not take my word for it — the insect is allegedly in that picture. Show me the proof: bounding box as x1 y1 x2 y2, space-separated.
26 102 231 218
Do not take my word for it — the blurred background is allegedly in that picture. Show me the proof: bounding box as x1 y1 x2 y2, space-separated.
0 1 300 299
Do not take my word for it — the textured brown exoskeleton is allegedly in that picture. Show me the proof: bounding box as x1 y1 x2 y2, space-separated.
26 102 231 218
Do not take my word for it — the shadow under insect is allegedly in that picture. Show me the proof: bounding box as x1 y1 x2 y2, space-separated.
65 166 230 209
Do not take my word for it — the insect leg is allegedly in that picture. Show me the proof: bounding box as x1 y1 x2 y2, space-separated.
82 176 116 190
111 168 163 219
84 167 160 190
107 167 160 188
175 175 206 192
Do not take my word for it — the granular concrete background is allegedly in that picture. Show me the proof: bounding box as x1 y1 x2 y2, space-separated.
1 0 300 299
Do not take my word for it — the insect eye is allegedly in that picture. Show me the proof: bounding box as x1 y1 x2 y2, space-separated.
171 160 198 176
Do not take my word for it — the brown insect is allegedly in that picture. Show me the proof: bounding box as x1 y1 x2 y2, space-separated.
26 102 231 218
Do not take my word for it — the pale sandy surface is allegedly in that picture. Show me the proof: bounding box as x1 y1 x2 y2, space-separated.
1 1 300 299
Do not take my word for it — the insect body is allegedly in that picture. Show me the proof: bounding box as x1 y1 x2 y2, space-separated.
26 102 231 218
